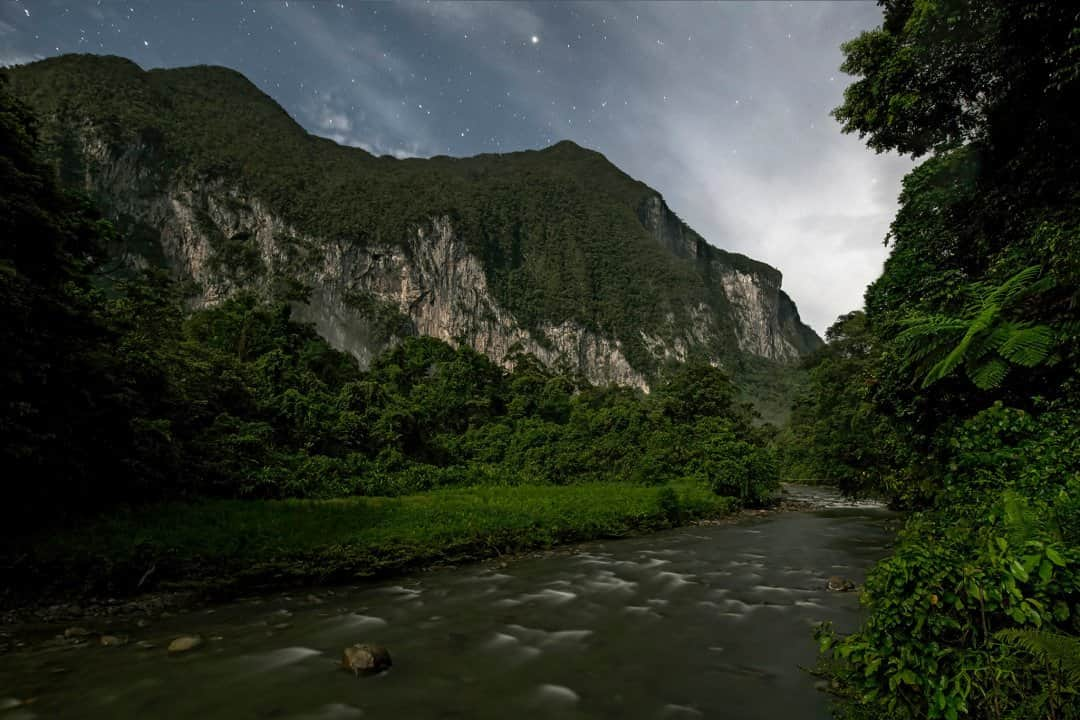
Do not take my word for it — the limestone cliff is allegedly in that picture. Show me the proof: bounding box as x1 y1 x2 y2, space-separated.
8 54 822 389
638 195 819 362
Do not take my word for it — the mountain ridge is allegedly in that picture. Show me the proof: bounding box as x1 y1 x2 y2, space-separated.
5 53 821 390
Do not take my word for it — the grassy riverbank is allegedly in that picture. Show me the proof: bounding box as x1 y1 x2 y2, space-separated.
3 482 735 606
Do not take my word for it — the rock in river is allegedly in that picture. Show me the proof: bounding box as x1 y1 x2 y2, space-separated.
826 576 856 592
341 644 392 676
168 636 203 654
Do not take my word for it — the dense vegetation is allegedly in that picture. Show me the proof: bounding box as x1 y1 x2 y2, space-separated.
5 54 819 380
0 76 778 599
781 2 1080 718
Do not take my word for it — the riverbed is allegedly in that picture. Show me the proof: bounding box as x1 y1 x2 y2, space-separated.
0 485 895 719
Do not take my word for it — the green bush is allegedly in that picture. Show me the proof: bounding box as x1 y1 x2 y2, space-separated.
817 406 1080 720
656 485 682 524
688 435 778 506
818 490 1080 720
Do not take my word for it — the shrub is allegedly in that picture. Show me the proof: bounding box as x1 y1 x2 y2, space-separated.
690 438 778 506
656 485 682 524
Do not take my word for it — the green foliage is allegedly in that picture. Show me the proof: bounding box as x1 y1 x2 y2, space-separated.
896 266 1058 390
656 485 683 524
818 473 1080 720
0 71 779 532
731 353 808 427
806 2 1080 717
779 311 903 497
994 628 1080 699
4 482 735 600
693 437 778 506
834 1 1078 160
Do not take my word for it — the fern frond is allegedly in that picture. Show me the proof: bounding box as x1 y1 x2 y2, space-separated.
895 315 968 342
980 323 1017 356
905 340 948 365
998 325 1056 367
925 326 983 385
895 315 966 373
995 628 1080 686
907 266 1054 388
1023 273 1056 299
967 358 1009 390
986 265 1043 310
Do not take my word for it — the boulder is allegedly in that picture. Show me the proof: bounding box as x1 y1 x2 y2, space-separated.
168 635 203 654
341 644 392 676
826 575 856 592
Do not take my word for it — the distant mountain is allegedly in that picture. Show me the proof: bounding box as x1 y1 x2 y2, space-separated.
6 54 821 391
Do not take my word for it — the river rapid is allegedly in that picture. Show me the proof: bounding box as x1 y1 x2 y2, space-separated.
0 485 895 719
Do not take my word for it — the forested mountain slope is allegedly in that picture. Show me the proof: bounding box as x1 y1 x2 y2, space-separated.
6 54 820 392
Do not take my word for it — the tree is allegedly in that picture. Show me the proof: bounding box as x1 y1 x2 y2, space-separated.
813 3 1080 717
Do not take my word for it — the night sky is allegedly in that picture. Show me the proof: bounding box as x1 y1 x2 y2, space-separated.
1 0 912 334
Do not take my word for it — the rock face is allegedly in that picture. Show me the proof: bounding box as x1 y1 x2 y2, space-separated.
9 55 823 389
638 196 821 362
77 150 654 388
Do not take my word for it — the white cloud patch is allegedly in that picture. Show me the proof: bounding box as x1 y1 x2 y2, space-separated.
0 51 42 67
400 0 544 40
306 93 421 159
268 2 438 159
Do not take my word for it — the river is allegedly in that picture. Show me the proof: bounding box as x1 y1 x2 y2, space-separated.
0 485 895 719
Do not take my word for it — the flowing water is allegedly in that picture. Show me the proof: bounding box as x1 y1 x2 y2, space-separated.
0 485 895 719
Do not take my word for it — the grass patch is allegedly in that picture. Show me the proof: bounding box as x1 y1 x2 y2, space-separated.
4 482 735 604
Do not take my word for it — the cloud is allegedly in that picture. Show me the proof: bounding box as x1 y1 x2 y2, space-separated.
0 53 39 66
398 0 544 40
305 92 422 159
312 99 352 134
267 2 438 157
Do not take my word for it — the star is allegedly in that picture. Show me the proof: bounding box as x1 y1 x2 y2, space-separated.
531 35 539 45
